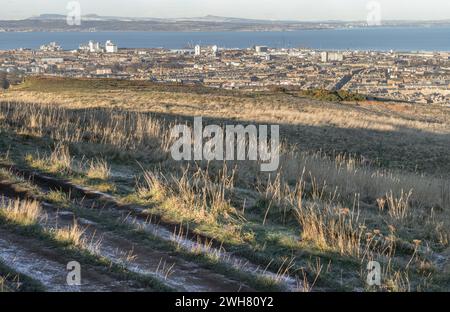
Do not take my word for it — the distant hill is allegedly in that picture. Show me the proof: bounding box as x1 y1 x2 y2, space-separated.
1 14 336 32
27 13 166 22
26 14 300 24
0 14 448 32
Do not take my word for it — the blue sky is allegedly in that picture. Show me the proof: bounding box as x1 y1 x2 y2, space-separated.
1 0 449 21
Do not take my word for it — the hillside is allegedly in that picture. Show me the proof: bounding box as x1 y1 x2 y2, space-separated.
0 77 449 292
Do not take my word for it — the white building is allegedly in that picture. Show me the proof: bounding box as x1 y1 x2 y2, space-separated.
78 44 90 52
321 51 344 62
78 40 117 53
211 45 218 56
96 68 112 75
79 40 105 53
330 52 344 62
40 42 62 52
105 40 118 53
255 46 269 53
89 41 102 53
195 45 201 56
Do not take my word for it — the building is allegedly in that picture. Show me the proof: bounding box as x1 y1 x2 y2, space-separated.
195 45 201 56
79 41 104 53
96 68 112 75
211 45 218 56
105 40 118 53
255 46 269 53
41 58 64 65
40 42 62 52
321 51 344 62
89 41 102 53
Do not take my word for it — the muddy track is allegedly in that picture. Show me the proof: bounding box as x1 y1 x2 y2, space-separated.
0 178 259 292
0 229 146 292
0 165 299 291
0 164 300 289
4 165 226 247
58 212 252 291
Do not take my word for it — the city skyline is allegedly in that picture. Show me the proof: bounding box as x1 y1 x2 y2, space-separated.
1 0 450 21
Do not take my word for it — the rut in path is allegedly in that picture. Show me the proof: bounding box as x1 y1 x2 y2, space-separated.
40 205 254 292
0 230 144 292
0 165 300 291
0 180 255 292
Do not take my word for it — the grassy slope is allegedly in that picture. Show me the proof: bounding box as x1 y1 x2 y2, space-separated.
1 77 449 291
4 76 450 175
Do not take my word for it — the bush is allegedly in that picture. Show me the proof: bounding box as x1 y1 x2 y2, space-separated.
300 89 366 102
1 78 10 90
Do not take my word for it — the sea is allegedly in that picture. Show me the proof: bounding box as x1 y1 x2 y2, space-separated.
0 26 450 52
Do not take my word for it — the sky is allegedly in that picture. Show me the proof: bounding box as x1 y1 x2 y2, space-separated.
1 0 449 21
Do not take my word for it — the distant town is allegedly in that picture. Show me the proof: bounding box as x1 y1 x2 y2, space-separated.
1 40 449 104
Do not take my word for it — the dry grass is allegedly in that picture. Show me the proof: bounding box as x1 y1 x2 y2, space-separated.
3 77 450 176
1 78 449 291
86 159 111 180
53 222 87 248
296 201 364 258
25 143 73 175
384 190 413 221
5 78 450 136
138 166 243 242
2 100 448 212
0 101 174 162
0 198 42 226
0 276 6 292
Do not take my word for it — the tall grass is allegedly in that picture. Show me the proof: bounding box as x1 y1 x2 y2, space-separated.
53 222 87 248
86 158 111 180
0 198 42 226
1 99 448 291
140 166 240 226
0 276 5 292
25 143 73 175
0 102 174 161
296 201 364 257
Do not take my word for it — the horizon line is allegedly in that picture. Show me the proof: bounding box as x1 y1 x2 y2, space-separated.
1 13 450 23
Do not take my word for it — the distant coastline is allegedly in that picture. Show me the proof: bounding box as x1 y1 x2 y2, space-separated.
1 14 450 33
3 24 450 33
1 27 450 52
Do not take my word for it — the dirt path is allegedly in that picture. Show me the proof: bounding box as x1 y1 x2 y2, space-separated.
45 208 253 292
0 165 300 291
0 230 141 292
0 179 257 292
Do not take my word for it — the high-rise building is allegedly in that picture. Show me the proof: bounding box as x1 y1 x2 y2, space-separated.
88 41 102 53
105 40 118 53
321 51 344 62
195 45 201 56
211 45 218 56
40 42 62 52
255 46 269 53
